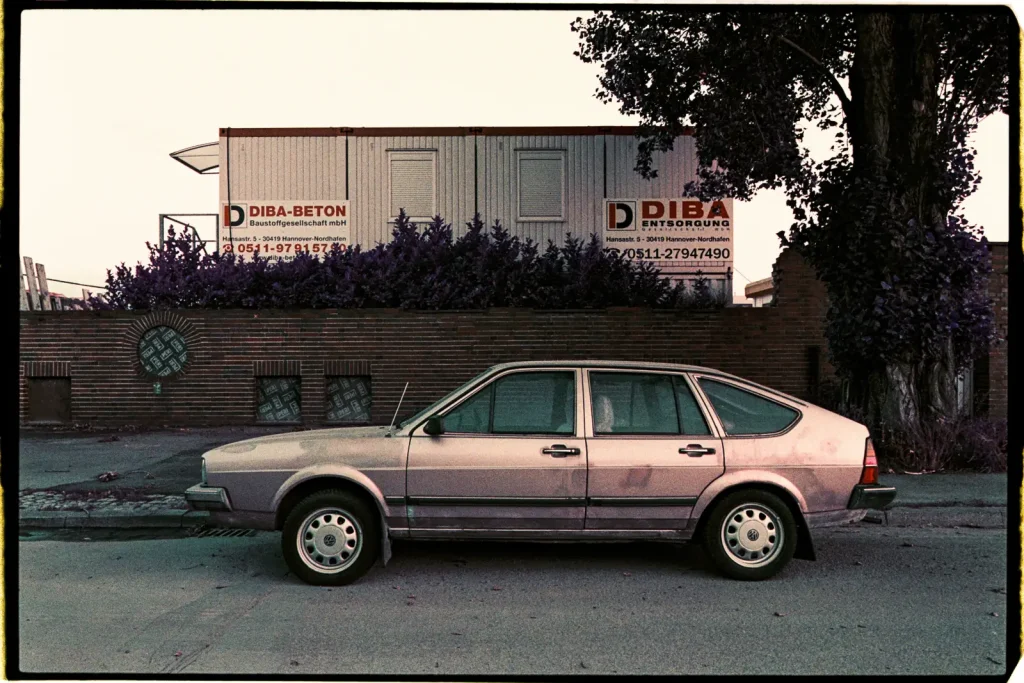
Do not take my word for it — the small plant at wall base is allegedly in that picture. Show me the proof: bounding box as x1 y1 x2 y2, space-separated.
811 379 1006 473
89 213 727 312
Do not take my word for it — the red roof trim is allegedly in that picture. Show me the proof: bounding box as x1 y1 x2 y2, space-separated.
219 126 696 138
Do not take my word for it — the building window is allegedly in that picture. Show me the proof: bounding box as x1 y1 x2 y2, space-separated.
389 150 437 221
256 376 302 423
326 376 372 423
517 150 565 221
138 326 188 377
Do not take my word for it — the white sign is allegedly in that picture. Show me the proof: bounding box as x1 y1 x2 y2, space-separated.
603 198 733 273
220 200 351 262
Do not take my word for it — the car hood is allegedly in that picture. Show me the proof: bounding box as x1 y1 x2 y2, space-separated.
203 424 405 473
215 425 390 453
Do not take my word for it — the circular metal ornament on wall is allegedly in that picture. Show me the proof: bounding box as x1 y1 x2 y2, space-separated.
137 326 188 377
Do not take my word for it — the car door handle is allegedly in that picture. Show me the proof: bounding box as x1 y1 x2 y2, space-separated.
679 444 716 457
543 444 581 457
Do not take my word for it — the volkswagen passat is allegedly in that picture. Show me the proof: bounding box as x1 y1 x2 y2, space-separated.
185 361 895 584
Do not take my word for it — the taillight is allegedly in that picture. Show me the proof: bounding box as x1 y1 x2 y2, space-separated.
859 437 879 485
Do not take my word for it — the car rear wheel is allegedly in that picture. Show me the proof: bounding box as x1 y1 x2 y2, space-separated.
702 489 796 580
281 489 380 586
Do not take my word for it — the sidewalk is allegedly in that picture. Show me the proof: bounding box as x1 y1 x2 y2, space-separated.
16 428 1010 529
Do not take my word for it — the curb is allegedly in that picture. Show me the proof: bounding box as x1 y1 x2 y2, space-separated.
19 509 209 529
19 507 1005 530
862 506 1005 528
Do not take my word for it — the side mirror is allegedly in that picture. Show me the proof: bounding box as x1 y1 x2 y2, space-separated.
423 415 445 436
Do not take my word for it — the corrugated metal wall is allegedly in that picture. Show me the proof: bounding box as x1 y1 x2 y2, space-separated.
218 135 346 201
218 132 700 249
350 136 474 248
478 135 604 245
605 135 697 198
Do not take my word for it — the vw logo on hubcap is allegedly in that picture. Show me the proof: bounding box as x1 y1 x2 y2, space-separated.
323 534 337 547
746 529 760 542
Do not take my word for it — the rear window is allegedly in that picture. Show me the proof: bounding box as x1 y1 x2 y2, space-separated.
698 378 799 436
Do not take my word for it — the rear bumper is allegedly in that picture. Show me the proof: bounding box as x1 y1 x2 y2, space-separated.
184 484 232 512
847 484 897 510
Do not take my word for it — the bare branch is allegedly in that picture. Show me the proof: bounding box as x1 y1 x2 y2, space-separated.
776 34 854 126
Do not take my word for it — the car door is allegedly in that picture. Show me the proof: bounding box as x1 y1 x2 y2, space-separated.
584 369 724 530
406 368 587 533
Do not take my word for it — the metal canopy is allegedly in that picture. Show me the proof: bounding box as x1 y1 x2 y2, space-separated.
169 141 219 174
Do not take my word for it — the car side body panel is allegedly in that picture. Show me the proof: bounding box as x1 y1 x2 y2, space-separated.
688 374 869 518
203 426 408 528
582 369 724 530
405 367 588 532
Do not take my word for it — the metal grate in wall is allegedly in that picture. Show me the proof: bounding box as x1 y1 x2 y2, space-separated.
138 326 188 376
326 376 372 423
256 376 302 423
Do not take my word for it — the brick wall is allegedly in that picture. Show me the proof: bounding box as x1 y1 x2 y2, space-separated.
985 242 1009 419
19 246 1006 427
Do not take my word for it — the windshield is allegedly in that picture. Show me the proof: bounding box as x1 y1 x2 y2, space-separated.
397 368 495 430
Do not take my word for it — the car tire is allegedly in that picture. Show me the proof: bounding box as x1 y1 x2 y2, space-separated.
702 489 797 581
281 489 381 586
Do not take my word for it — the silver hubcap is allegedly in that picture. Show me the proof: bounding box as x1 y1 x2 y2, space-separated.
721 503 783 568
297 507 362 574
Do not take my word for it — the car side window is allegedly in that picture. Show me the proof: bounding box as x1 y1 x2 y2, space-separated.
443 384 493 434
697 378 799 436
590 372 679 435
492 371 575 435
673 377 712 436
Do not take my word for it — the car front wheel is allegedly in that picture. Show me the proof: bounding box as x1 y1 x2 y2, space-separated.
703 489 797 580
281 489 380 586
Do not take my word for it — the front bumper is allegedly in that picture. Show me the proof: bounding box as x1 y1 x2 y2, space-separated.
848 484 897 510
184 484 232 512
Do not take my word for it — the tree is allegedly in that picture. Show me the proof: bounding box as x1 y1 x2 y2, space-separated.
572 9 1010 427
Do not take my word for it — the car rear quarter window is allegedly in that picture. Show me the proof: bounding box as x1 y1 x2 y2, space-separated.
698 378 799 436
590 372 679 435
492 371 575 435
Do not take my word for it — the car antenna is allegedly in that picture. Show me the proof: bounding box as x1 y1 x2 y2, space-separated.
387 382 409 437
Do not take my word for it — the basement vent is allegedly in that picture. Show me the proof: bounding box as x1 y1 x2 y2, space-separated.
256 376 302 423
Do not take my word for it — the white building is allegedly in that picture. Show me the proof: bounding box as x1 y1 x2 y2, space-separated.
744 277 774 307
171 126 734 297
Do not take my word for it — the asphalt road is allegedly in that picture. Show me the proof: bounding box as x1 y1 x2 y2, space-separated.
17 526 1008 676
18 427 291 492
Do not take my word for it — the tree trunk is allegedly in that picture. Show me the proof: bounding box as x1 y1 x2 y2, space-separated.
845 12 953 430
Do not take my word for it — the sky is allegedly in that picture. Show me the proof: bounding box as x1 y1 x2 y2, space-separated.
20 9 1010 302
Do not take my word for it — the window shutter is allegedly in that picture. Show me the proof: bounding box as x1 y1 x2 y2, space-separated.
518 154 564 219
390 153 436 218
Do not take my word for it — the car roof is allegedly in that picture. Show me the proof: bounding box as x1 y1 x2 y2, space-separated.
489 359 721 375
485 360 807 405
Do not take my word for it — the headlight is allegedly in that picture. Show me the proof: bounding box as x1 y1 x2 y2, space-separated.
201 457 208 485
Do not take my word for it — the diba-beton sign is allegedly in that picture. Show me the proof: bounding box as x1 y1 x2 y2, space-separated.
220 200 351 262
604 198 734 272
